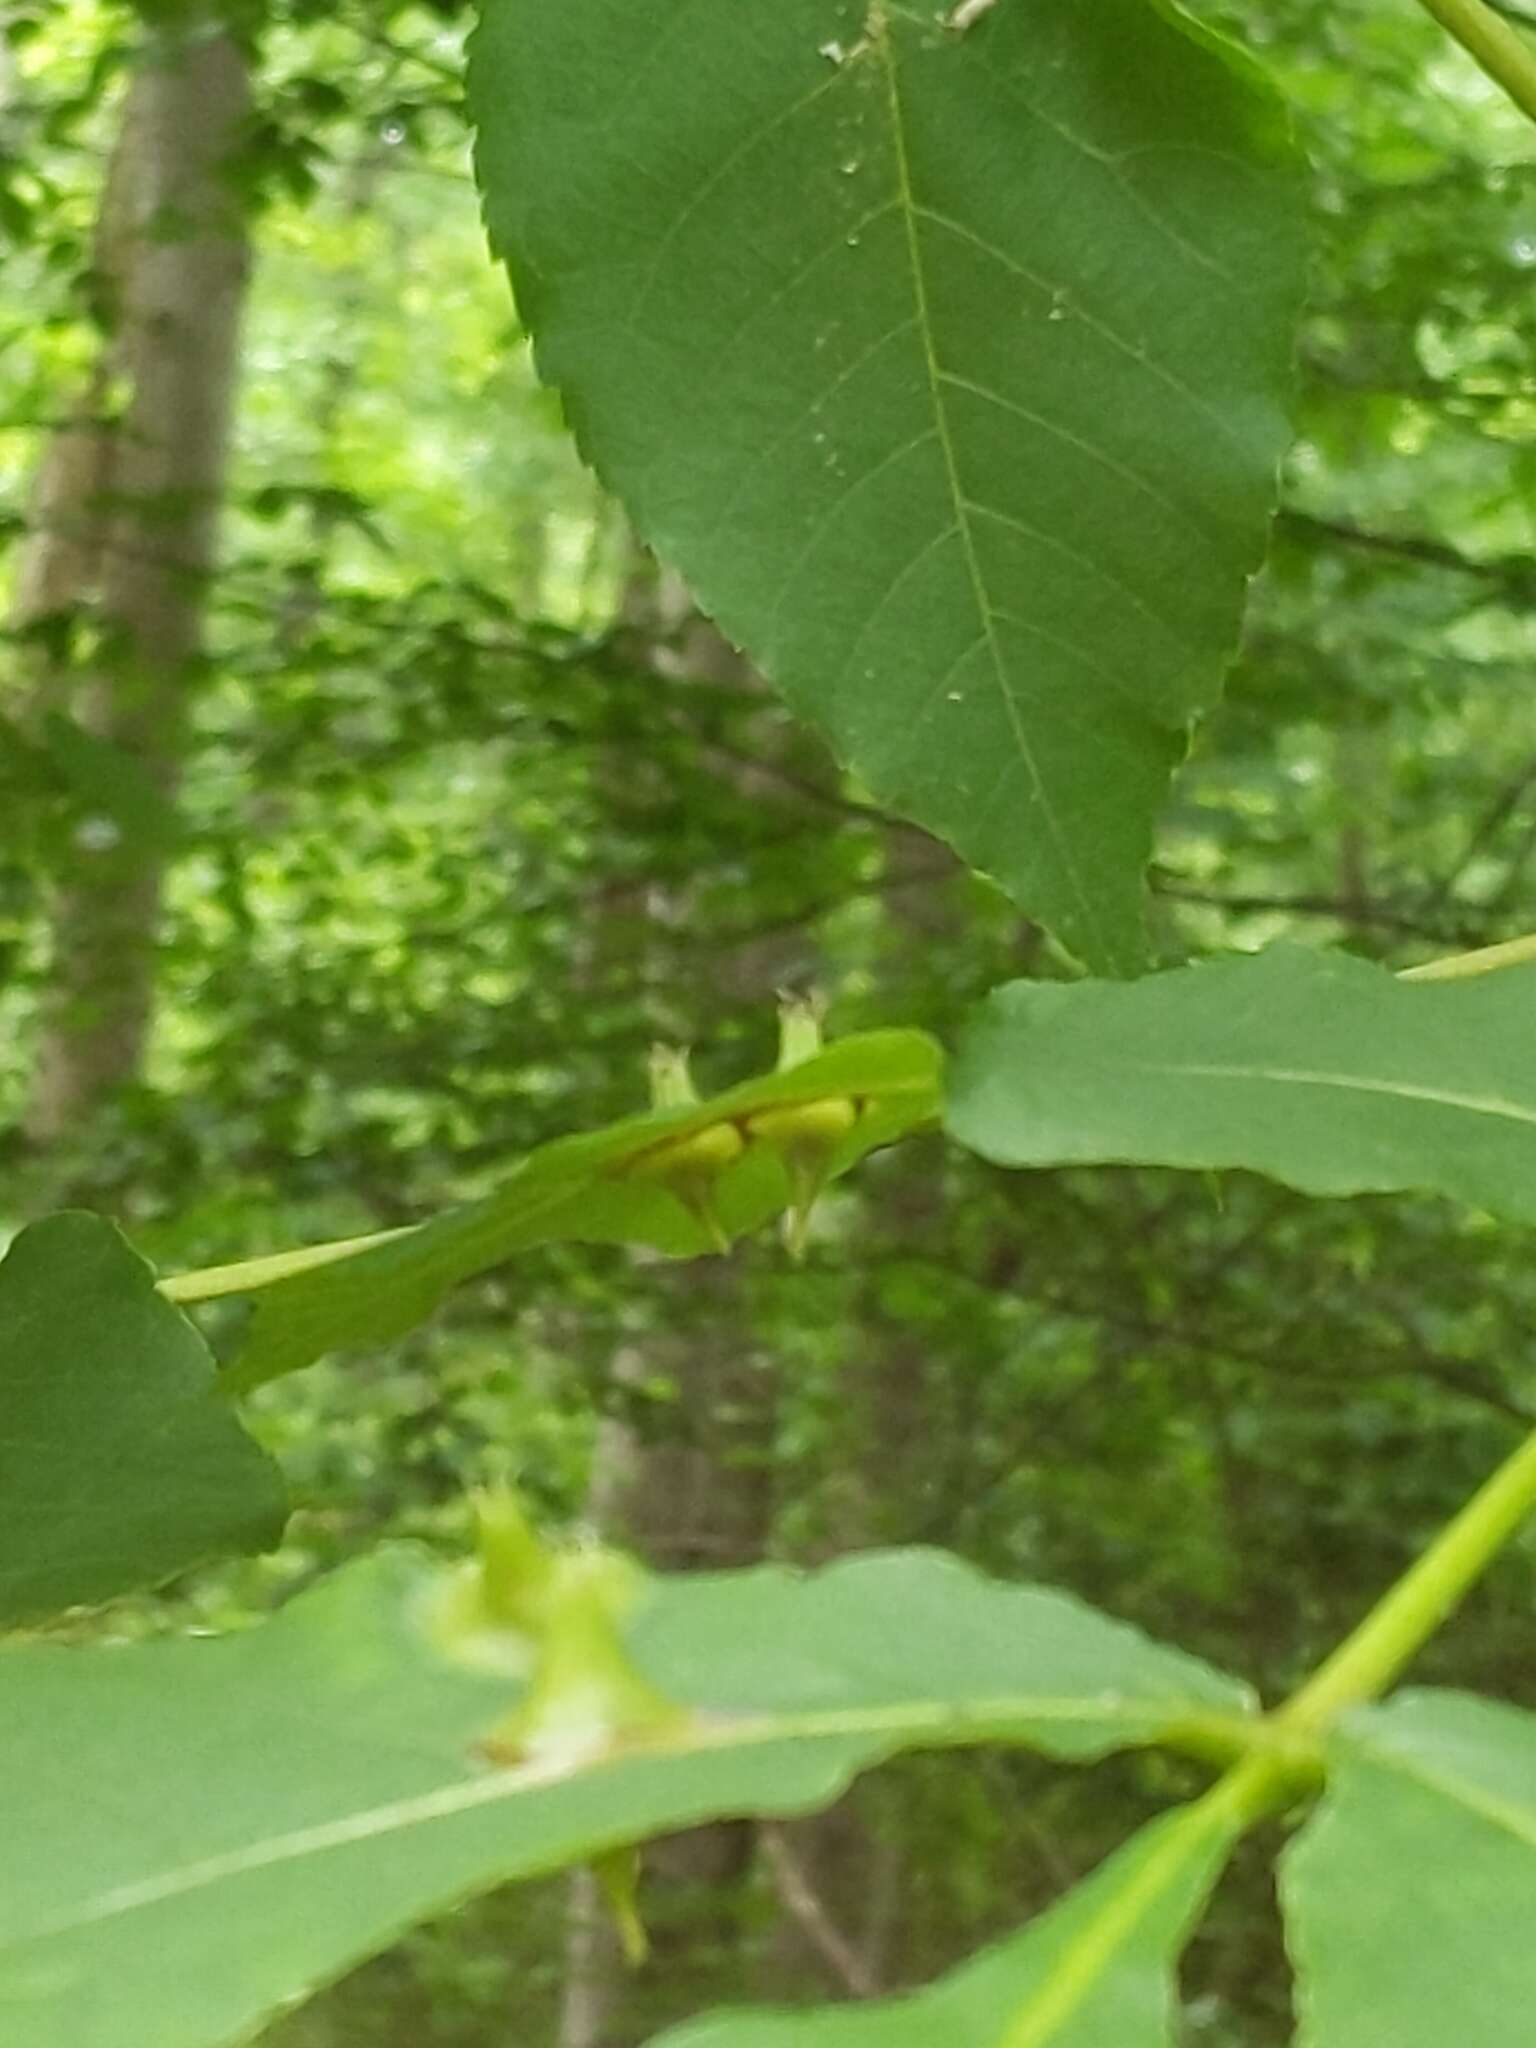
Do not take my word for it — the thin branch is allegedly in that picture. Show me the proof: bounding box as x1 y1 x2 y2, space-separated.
1279 509 1536 588
669 719 893 830
1153 879 1478 946
1422 752 1536 915
350 21 465 89
1084 1297 1532 1427
759 1825 881 1999
703 858 960 954
859 1243 1536 1432
1484 807 1536 910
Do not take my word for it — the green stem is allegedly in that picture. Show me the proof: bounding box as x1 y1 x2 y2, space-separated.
1412 0 1536 125
1137 1415 1536 1922
1281 1418 1536 1733
993 1747 1308 2048
158 1226 413 1304
1400 928 1536 982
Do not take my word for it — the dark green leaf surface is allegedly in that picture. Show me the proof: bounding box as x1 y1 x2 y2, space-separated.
0 1215 286 1629
469 0 1306 972
1284 1690 1536 2048
949 948 1536 1221
210 1029 940 1387
652 1798 1237 2048
0 1546 1248 2048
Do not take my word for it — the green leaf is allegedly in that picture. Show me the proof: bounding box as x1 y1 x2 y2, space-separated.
651 1798 1238 2048
468 0 1307 974
949 947 1536 1221
0 1546 1249 2048
0 1215 287 1629
202 1029 940 1388
1283 1690 1536 2048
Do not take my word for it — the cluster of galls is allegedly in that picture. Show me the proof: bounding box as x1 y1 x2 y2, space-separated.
622 998 862 1257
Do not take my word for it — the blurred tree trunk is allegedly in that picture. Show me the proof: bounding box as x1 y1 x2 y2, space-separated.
14 16 252 1146
559 1289 778 2048
558 564 797 2048
272 145 387 659
757 835 975 2008
557 578 972 2033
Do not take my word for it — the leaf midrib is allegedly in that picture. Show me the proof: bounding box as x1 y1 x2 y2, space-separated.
1353 1743 1536 1853
875 15 1104 959
8 1692 1225 1946
997 1800 1235 2048
1117 1061 1536 1134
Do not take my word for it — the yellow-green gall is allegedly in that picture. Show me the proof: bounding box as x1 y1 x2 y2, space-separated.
623 1120 745 1252
416 1490 559 1678
625 1120 745 1185
746 1095 861 1258
480 1548 688 1772
745 1096 859 1159
775 991 827 1072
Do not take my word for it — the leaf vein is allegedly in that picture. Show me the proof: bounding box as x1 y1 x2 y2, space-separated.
625 66 848 331
878 24 1104 958
913 203 1251 460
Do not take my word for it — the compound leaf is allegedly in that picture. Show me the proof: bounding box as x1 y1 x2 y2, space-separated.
0 1546 1248 2047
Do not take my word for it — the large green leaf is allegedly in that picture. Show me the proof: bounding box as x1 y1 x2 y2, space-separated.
1283 1690 1536 2047
0 1546 1249 2048
949 947 1536 1221
652 1797 1237 2048
183 1029 940 1389
468 0 1306 973
0 1214 286 1629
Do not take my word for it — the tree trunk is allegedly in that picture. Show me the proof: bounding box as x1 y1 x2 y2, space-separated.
15 16 252 1146
557 563 801 2047
758 831 969 2007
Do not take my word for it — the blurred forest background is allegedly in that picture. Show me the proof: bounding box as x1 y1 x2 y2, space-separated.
5 1 1536 2042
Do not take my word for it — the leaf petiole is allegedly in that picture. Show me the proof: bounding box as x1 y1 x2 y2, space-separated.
1411 0 1536 126
1280 1418 1536 1734
1400 927 1536 982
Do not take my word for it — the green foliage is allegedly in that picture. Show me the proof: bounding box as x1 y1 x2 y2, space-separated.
0 1544 1242 2047
11 0 1536 2043
650 1798 1237 2048
949 946 1536 1223
185 1026 941 1387
1284 1689 1536 2047
0 1214 286 1627
468 0 1307 973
